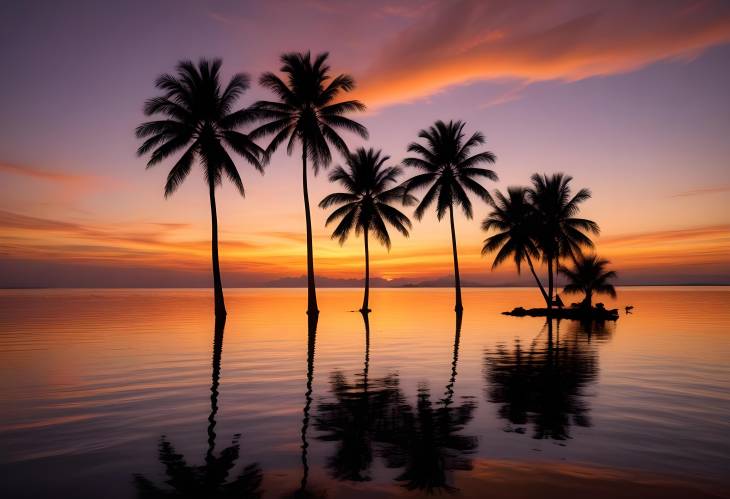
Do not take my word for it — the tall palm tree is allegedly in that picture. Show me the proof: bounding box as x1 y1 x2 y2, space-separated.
249 52 368 315
403 120 497 312
527 173 598 310
560 253 617 308
319 148 414 313
482 186 549 305
136 59 264 319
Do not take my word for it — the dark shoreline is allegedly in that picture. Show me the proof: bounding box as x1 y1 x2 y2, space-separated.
503 306 620 321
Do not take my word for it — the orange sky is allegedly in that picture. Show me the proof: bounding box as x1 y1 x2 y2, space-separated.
0 0 729 287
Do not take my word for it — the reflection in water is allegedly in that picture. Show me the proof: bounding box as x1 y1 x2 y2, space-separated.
282 314 327 499
315 313 403 482
133 317 264 498
316 312 478 493
484 319 608 441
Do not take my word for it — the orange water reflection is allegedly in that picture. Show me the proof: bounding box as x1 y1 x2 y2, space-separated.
0 287 728 498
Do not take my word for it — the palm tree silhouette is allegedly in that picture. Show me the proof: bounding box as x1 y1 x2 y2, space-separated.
133 318 264 498
250 52 368 315
403 120 497 312
319 148 414 312
482 186 549 305
136 59 264 319
527 173 598 311
560 253 617 308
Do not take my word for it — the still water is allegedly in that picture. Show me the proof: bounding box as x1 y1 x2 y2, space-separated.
0 287 728 498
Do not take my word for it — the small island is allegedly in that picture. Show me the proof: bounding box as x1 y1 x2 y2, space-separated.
503 303 619 321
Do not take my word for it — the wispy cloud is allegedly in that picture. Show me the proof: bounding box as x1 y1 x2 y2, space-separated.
670 184 730 198
0 210 260 270
480 82 531 109
356 0 730 108
0 162 100 187
600 225 730 246
597 225 730 271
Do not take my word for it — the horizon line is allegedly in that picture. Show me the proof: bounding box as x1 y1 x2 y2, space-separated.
2 283 729 290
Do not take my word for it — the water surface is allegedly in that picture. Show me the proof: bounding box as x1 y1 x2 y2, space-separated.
1 288 728 498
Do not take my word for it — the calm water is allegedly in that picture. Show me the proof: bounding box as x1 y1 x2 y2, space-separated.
0 287 728 498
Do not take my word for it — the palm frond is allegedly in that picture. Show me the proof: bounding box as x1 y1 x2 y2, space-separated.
164 143 196 197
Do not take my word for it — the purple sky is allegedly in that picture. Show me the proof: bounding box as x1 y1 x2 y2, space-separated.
1 0 729 287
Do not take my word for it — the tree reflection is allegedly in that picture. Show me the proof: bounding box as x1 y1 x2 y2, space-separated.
316 312 477 493
315 312 404 482
133 317 264 498
484 319 605 440
281 314 327 499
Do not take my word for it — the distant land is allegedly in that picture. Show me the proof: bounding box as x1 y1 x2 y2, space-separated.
2 259 728 288
2 275 729 289
262 275 502 288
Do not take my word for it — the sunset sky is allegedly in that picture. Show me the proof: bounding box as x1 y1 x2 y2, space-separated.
1 0 729 287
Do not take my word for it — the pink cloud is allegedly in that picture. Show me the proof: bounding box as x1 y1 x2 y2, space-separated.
354 0 730 107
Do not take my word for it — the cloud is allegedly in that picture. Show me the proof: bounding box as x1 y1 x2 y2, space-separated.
599 224 730 247
597 224 730 272
0 210 260 271
670 184 730 197
355 0 730 108
0 162 100 187
255 230 306 243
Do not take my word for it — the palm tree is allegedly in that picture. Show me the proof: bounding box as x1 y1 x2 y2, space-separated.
482 187 549 305
319 148 414 312
136 59 264 319
527 173 598 310
249 52 368 315
560 253 617 308
402 120 497 312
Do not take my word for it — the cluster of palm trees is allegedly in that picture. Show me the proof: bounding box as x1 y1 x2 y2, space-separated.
136 52 616 320
481 174 617 310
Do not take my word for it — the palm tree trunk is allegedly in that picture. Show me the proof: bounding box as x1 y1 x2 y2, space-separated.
361 226 370 312
555 256 562 307
547 255 554 312
583 289 593 309
301 138 318 315
526 253 550 306
448 204 463 312
209 182 226 318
